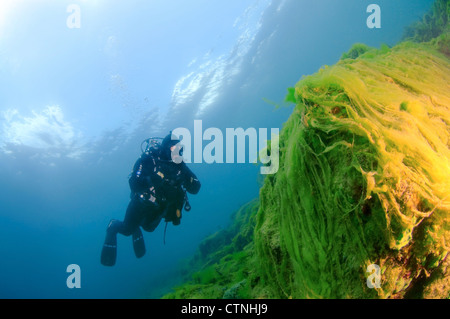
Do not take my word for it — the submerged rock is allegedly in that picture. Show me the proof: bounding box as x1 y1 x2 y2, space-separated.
256 36 450 298
163 6 450 299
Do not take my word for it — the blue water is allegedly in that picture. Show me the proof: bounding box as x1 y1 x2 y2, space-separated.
0 0 434 298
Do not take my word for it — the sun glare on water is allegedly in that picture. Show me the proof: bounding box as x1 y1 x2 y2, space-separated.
0 0 17 36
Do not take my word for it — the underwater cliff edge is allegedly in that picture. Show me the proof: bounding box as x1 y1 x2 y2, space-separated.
162 4 450 299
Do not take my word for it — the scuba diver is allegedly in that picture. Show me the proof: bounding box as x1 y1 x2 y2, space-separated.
101 132 201 266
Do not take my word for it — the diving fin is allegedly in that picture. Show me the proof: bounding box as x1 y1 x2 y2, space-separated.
132 227 146 258
101 229 117 266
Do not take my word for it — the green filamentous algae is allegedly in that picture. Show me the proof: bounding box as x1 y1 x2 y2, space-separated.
164 24 450 300
255 34 450 298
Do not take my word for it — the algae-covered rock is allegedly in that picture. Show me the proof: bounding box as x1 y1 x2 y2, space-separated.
403 0 449 44
163 40 450 299
163 200 260 299
163 2 450 299
255 38 450 298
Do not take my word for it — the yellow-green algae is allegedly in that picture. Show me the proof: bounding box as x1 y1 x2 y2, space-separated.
256 37 450 298
163 200 260 299
163 6 450 298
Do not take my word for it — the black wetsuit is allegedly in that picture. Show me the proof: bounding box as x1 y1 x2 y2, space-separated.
110 148 200 236
101 142 200 266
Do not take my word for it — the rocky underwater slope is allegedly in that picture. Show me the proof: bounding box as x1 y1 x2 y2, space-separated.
163 5 450 299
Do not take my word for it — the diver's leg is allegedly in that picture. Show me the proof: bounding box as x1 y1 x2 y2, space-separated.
141 205 164 233
101 219 120 266
119 197 144 236
122 197 148 258
100 198 144 266
141 215 163 232
132 225 146 258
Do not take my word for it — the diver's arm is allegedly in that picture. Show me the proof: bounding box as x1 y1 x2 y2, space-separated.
181 164 201 194
128 156 153 193
128 158 144 192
